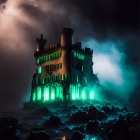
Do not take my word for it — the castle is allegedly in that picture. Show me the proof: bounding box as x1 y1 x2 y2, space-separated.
30 28 97 102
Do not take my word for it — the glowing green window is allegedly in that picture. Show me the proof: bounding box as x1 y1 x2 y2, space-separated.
36 58 39 64
37 86 41 100
46 56 48 61
58 51 61 57
82 65 83 71
83 56 85 60
73 51 76 57
90 91 94 99
82 91 85 99
77 53 80 59
52 54 54 59
38 66 41 74
64 74 67 80
49 55 50 60
44 86 49 100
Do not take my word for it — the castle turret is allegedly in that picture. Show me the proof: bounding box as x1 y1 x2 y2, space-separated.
36 34 46 52
60 28 74 47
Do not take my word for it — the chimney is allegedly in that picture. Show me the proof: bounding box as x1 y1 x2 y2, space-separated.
60 28 74 47
36 34 46 52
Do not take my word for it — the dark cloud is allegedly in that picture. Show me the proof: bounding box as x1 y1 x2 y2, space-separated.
0 0 7 5
0 0 139 111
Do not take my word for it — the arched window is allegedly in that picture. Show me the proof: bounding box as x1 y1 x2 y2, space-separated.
38 66 41 74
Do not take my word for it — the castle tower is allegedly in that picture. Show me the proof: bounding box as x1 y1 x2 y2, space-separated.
60 28 74 47
36 34 46 52
31 28 96 103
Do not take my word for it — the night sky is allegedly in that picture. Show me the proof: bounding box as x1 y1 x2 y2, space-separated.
0 0 139 112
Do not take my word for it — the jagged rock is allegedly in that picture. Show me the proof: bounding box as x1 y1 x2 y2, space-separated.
87 106 108 121
71 130 85 140
70 110 89 124
43 115 62 129
121 107 128 112
86 120 99 134
60 127 73 135
30 126 45 132
70 105 79 112
73 126 85 134
80 106 89 112
0 116 20 140
131 124 140 140
18 124 29 134
102 106 113 115
27 131 50 140
100 113 140 140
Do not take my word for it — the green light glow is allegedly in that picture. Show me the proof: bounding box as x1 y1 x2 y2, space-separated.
58 51 61 57
52 54 54 59
82 65 83 71
75 85 78 99
44 86 49 100
38 66 41 74
72 85 75 100
36 51 62 64
37 86 41 100
33 92 36 101
51 86 55 100
90 91 94 99
41 77 44 84
56 86 59 98
46 56 48 61
36 58 39 64
78 85 79 99
56 52 58 58
72 50 85 60
82 91 85 99
64 74 67 80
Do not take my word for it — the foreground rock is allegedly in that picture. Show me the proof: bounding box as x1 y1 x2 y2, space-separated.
27 131 50 140
0 116 21 140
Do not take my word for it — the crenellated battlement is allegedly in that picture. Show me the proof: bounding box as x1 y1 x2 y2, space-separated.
60 28 74 35
73 42 93 55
